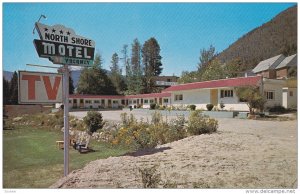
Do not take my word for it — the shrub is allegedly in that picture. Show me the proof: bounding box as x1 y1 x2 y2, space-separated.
151 111 163 125
235 86 266 114
139 165 161 188
150 103 156 110
189 104 196 111
206 104 214 111
187 111 218 135
83 111 104 134
268 106 286 113
158 105 166 110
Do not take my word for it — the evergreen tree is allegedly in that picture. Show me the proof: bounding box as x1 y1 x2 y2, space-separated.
69 74 75 94
122 44 135 94
3 77 10 105
142 37 163 93
9 71 18 104
109 52 126 94
126 38 144 94
77 53 117 95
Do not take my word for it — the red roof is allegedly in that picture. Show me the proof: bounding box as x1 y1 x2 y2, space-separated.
125 93 171 99
163 76 262 92
69 94 125 99
69 93 171 99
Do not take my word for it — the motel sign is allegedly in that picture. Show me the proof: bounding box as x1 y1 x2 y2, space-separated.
33 22 95 65
18 71 63 104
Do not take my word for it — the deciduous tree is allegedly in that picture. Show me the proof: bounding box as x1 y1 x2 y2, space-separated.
77 53 117 95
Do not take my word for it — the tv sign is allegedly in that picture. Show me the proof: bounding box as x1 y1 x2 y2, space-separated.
18 71 63 104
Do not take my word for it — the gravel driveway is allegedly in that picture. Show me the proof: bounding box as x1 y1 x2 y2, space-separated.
54 110 297 188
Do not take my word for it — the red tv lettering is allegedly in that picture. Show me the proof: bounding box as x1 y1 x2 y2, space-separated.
22 75 41 100
42 76 61 100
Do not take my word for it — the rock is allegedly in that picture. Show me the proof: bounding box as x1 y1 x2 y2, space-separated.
13 117 23 122
54 125 61 130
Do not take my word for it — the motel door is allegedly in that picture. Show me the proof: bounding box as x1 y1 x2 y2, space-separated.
79 99 84 108
210 89 218 106
159 98 162 105
73 99 77 108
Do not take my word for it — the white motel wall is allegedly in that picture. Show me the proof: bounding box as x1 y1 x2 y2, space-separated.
62 76 296 112
170 88 249 111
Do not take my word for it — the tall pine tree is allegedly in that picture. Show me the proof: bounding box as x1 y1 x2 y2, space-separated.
142 37 163 93
130 38 144 94
109 52 126 94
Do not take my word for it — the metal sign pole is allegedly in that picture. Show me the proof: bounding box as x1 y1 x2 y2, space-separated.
63 64 69 176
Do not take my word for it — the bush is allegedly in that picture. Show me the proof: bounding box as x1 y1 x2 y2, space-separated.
268 106 286 113
189 104 196 111
206 104 214 111
83 111 104 134
139 165 161 188
158 105 166 110
187 111 218 135
150 103 156 110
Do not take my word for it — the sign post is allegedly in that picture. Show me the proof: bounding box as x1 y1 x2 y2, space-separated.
31 22 95 176
63 65 69 176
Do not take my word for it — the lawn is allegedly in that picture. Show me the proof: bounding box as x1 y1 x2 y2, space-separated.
3 125 131 188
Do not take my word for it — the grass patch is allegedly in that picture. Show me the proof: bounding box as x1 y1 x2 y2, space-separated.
3 125 131 188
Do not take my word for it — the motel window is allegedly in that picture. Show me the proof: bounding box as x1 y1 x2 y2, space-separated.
174 94 183 101
129 100 132 104
163 98 169 103
69 100 72 103
220 90 233 98
113 100 118 104
144 99 149 104
150 99 154 103
85 100 91 103
101 99 105 104
94 100 100 104
265 91 275 100
133 100 137 104
290 91 293 97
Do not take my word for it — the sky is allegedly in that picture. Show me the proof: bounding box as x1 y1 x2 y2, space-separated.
2 2 296 76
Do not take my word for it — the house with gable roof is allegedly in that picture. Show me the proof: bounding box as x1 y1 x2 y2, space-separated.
252 53 297 79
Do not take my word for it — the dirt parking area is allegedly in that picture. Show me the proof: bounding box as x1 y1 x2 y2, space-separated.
54 110 297 188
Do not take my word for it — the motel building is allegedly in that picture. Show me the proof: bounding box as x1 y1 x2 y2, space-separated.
65 54 297 112
67 76 296 112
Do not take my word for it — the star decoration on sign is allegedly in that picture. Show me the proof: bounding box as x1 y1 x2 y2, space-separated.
44 28 48 32
67 31 71 35
52 29 56 33
60 30 63 34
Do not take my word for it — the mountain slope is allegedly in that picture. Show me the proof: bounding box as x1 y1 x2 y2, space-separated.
217 5 297 70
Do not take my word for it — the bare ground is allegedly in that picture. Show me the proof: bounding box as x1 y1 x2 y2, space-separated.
51 117 297 189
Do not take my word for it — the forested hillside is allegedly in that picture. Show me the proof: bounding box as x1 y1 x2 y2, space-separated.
217 5 297 70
